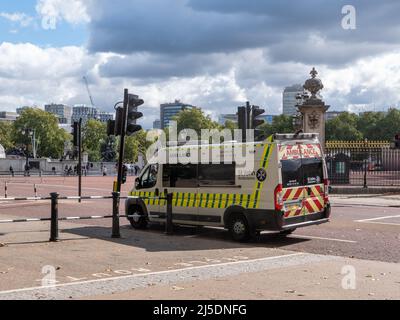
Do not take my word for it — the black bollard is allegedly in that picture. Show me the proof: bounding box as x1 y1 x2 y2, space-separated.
49 192 59 242
112 191 121 238
165 193 173 235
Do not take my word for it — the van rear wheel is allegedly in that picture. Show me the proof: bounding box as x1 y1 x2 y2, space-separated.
228 214 251 242
128 205 148 229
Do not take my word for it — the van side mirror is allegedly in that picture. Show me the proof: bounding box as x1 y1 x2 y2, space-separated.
135 177 140 189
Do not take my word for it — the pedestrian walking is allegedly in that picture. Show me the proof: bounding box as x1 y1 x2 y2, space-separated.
9 166 14 177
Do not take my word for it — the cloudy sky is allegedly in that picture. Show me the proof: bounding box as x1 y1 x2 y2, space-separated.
0 0 400 128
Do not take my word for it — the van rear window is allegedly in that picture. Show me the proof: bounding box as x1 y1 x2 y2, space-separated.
281 159 302 188
281 158 323 188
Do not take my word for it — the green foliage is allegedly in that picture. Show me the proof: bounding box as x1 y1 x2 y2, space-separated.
0 121 15 150
326 112 363 141
82 119 107 162
13 108 69 158
259 115 294 137
326 109 400 141
172 108 221 135
123 130 150 162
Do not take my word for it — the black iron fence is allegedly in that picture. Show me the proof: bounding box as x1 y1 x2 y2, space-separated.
326 141 400 187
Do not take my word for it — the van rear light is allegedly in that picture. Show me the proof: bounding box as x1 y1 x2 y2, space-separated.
323 179 329 203
274 184 284 211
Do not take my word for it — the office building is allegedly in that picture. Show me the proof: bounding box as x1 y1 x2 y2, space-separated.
153 119 161 130
282 84 306 116
218 114 238 125
0 111 18 122
160 100 195 129
325 111 344 121
16 106 39 115
45 103 72 124
72 104 99 124
98 111 114 123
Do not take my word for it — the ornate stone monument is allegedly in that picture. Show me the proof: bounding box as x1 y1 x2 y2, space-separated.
297 67 330 149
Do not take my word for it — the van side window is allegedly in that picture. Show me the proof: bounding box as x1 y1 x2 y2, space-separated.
163 164 197 188
198 164 236 186
139 164 158 189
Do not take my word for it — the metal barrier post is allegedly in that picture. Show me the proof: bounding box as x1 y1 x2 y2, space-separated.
165 193 173 235
111 192 121 238
4 182 7 199
49 192 59 242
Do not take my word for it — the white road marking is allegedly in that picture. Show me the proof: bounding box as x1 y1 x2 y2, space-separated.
290 234 357 243
0 252 304 295
356 214 400 223
357 221 400 226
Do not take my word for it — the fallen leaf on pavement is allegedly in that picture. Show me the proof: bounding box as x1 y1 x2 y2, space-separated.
171 286 185 291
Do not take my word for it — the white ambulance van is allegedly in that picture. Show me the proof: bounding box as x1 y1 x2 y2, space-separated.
125 133 330 242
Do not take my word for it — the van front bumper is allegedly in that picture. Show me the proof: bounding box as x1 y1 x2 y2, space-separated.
246 203 331 231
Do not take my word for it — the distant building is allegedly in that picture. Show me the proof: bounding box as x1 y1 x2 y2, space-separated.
282 84 305 116
16 106 39 115
45 103 72 124
218 114 238 125
261 114 275 125
325 111 344 121
0 111 18 122
160 100 195 129
218 113 276 126
72 105 99 124
98 111 114 123
153 119 161 130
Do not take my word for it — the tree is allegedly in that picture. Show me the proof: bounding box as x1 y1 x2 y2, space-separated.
0 121 15 151
326 112 363 140
375 108 400 140
259 115 294 137
172 108 221 135
356 111 385 140
123 130 149 163
82 119 107 162
13 108 69 159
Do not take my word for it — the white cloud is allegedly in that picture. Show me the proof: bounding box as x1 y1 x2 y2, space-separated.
35 0 90 29
0 12 34 28
0 41 400 129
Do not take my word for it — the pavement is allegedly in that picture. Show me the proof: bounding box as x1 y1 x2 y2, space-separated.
0 177 399 300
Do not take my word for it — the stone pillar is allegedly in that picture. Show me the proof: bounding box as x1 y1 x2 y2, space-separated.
297 68 330 149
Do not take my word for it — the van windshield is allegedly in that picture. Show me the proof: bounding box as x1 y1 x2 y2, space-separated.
281 158 323 188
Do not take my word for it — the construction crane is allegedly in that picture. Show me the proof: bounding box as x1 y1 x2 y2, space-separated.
83 76 95 107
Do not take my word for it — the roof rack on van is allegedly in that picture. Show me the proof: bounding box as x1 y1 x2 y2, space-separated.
167 140 209 147
274 133 319 141
167 140 239 147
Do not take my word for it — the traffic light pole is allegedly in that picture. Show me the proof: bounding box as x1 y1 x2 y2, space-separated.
78 118 82 203
116 89 129 193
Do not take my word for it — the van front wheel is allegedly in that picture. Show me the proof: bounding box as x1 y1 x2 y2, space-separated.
228 214 251 242
128 205 148 229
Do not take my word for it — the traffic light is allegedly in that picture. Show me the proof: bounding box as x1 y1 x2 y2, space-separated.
237 106 247 142
107 119 115 136
395 134 400 148
126 94 144 136
114 107 124 136
122 164 128 184
72 122 79 147
251 106 265 129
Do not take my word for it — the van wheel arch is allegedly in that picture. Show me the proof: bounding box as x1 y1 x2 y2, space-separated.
223 205 250 228
125 198 148 218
